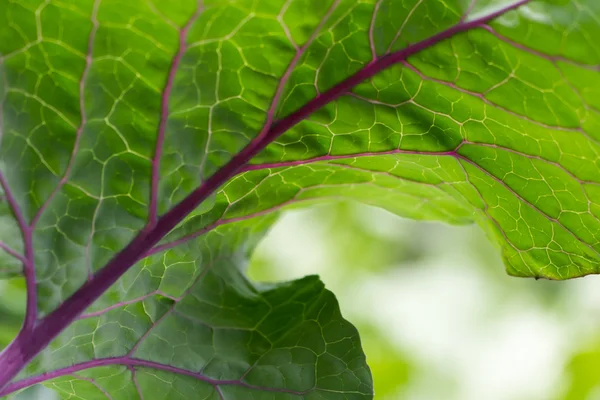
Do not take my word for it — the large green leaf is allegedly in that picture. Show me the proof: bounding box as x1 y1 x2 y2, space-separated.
0 0 599 398
9 218 371 399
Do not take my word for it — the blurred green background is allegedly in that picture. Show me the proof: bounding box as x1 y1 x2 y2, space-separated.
3 202 600 399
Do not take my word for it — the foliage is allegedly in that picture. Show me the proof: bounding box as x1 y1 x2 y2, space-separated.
0 0 599 398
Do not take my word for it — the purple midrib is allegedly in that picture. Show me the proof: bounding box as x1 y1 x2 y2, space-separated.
0 0 531 393
0 357 309 396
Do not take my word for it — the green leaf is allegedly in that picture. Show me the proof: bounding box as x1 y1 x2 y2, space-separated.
560 340 600 400
0 0 599 398
26 219 371 399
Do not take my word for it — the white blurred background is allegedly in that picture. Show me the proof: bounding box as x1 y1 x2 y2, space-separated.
249 202 600 400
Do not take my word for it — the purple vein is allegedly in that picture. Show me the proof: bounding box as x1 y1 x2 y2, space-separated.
254 0 340 146
126 305 173 356
78 290 176 319
148 1 203 228
385 0 424 54
0 267 21 275
153 139 600 261
129 366 145 400
71 374 113 400
401 60 586 134
0 0 531 389
126 257 218 357
0 357 308 397
463 141 600 186
30 0 100 228
145 198 305 257
479 24 600 70
147 149 458 256
368 0 382 62
460 0 478 24
454 158 537 277
0 171 36 331
0 241 26 264
147 0 338 260
240 149 459 173
457 154 600 259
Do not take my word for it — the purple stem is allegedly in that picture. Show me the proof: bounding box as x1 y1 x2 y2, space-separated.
148 1 204 228
0 0 530 390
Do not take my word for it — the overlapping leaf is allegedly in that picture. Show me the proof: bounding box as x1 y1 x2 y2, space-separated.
1 0 599 399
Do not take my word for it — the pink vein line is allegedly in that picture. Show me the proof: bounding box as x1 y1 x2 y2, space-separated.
216 386 225 400
196 0 339 181
250 0 340 146
30 0 100 228
0 357 308 397
401 60 583 133
148 1 204 228
479 24 600 70
0 0 531 389
0 241 26 264
461 0 479 24
148 149 459 256
129 366 145 400
146 197 353 256
457 154 600 259
0 171 36 330
77 290 176 319
71 374 113 400
124 256 220 357
240 149 458 173
147 0 338 250
146 205 288 257
368 0 383 62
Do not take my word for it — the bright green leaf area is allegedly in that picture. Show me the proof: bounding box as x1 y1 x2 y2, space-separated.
1 0 600 399
561 341 600 400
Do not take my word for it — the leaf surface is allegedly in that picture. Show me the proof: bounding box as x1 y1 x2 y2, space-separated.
0 0 599 398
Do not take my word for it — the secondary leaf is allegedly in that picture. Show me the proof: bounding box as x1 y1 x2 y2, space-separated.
0 0 599 399
4 219 371 399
